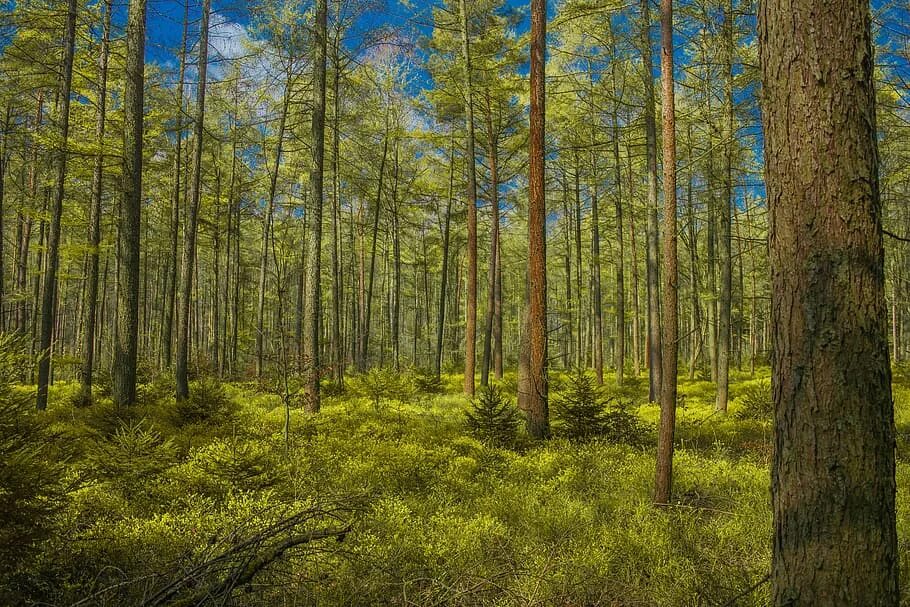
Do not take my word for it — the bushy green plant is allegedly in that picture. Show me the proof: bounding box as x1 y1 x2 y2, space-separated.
554 371 651 445
735 380 773 421
85 419 176 489
465 386 519 447
553 371 609 440
0 334 65 579
352 367 413 410
173 377 237 426
412 368 444 394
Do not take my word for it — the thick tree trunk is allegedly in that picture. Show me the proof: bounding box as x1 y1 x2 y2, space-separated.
36 0 77 410
654 0 678 506
761 0 899 601
176 0 210 402
519 0 549 440
460 0 478 396
78 0 112 406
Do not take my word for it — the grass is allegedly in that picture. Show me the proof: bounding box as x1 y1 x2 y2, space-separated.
3 366 910 605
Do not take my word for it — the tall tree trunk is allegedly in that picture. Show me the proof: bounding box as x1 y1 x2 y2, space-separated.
654 0 678 505
256 69 291 378
330 16 344 385
78 0 112 406
761 0 899 601
628 145 642 378
460 0 478 396
611 104 624 386
481 91 500 387
163 2 189 369
110 0 145 406
390 142 401 372
435 134 455 378
642 0 662 402
176 0 211 402
362 120 389 371
519 0 549 439
716 0 734 413
36 0 77 410
303 0 326 412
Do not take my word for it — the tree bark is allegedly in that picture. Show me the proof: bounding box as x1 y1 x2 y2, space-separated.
641 0 662 402
176 0 210 402
304 1 327 411
760 0 899 601
78 0 112 406
715 0 734 413
36 0 77 410
460 0 478 396
435 134 455 378
654 0 678 506
519 0 549 439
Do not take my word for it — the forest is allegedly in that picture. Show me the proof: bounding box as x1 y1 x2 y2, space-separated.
0 0 908 604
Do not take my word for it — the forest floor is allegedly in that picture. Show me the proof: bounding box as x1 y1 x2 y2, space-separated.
6 366 910 606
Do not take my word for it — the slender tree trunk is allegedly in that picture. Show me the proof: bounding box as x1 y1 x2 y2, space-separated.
163 3 189 369
481 91 500 387
362 120 389 371
78 0 112 406
761 0 899 601
611 105 624 385
628 146 642 378
686 125 701 380
460 0 479 396
390 142 402 372
654 0 678 505
303 0 328 413
716 0 734 413
176 0 211 402
435 134 455 378
257 71 291 378
519 0 549 439
330 17 344 385
36 0 77 410
642 0 662 402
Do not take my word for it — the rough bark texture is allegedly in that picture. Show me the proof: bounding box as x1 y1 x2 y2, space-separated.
36 0 77 410
78 0 111 406
176 0 210 402
716 0 734 413
641 0 662 403
162 2 188 370
519 0 549 440
303 0 327 413
654 0 678 506
460 0 478 397
760 0 899 602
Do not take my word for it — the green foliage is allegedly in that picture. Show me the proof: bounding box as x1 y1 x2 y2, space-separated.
85 419 176 489
412 368 444 394
552 371 607 440
553 371 651 445
0 334 65 579
734 379 773 421
351 367 414 410
465 385 520 447
173 377 238 427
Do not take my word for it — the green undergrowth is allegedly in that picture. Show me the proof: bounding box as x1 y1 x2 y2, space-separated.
4 365 910 605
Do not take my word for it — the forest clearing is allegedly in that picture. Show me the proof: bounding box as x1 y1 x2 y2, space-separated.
10 364 910 606
1 0 908 604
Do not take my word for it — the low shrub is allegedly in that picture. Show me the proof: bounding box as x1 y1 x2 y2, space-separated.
465 385 520 447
